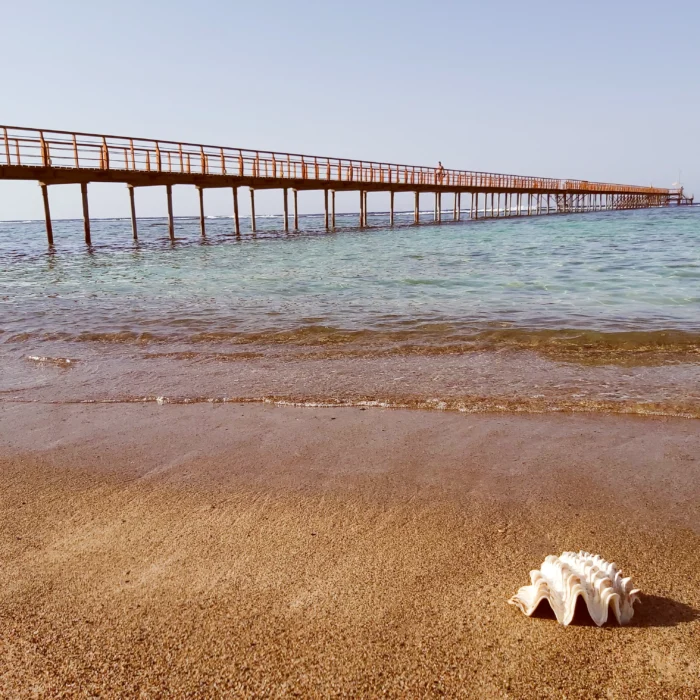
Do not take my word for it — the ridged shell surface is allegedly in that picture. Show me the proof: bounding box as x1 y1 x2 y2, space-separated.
508 551 641 626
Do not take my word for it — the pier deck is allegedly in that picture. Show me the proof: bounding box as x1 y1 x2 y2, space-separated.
0 125 671 246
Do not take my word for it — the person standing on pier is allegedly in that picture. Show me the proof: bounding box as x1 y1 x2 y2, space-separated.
436 161 446 184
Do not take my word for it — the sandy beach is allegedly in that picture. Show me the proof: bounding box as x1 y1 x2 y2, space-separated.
1 402 698 698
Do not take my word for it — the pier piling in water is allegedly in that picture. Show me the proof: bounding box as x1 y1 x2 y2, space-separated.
293 189 299 230
197 186 205 237
166 185 174 240
249 188 256 232
80 182 91 245
39 183 53 246
283 188 289 232
232 187 240 236
127 186 138 240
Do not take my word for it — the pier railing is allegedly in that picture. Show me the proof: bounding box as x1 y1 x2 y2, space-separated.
0 125 667 195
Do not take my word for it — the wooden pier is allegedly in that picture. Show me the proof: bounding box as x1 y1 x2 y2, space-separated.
0 124 672 246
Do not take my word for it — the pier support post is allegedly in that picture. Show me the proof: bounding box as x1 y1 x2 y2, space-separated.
127 185 138 240
249 188 256 232
40 183 54 247
324 189 329 231
293 189 299 229
474 192 479 219
414 192 419 224
80 182 91 245
166 185 174 240
390 191 394 226
434 193 439 222
360 191 369 227
283 188 289 232
331 190 336 229
197 186 205 237
232 187 240 236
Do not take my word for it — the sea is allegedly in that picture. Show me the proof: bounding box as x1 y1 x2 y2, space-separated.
1 206 699 417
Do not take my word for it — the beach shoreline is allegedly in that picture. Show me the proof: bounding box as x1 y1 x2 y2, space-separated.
1 403 699 697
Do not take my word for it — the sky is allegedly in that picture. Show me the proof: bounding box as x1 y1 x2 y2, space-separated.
1 0 698 219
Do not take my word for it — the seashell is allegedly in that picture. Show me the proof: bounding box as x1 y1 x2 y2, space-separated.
508 551 641 626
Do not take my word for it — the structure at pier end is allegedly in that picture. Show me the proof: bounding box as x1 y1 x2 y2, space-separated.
668 186 694 206
0 124 672 247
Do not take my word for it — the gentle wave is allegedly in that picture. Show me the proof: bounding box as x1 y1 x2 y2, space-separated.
25 355 78 368
5 394 699 419
9 326 700 366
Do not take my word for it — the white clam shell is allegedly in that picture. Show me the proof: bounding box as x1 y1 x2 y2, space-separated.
509 551 641 626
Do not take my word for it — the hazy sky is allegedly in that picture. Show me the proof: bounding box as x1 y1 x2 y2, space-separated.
1 0 697 219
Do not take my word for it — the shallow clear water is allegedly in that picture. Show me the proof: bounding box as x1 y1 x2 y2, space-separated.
2 207 700 336
1 207 699 415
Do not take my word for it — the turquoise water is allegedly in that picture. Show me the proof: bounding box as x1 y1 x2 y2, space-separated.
1 206 699 415
1 207 699 343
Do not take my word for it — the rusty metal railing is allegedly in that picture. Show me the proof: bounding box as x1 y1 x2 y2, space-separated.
0 125 669 195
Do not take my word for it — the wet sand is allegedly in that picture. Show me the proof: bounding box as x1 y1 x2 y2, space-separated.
1 403 699 698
